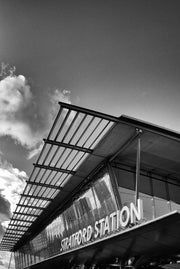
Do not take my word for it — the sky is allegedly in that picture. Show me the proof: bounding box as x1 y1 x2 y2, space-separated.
0 0 180 268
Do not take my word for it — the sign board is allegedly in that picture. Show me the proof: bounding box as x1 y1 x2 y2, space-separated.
61 199 143 252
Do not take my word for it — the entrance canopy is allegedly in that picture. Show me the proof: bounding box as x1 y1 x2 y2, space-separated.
1 102 180 252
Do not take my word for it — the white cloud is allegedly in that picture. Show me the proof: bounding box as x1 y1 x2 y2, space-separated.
0 75 32 114
0 74 38 148
49 89 72 120
0 158 26 262
1 220 9 230
51 89 71 105
0 71 73 158
0 119 42 149
0 164 27 213
27 142 43 160
27 89 72 159
0 214 9 224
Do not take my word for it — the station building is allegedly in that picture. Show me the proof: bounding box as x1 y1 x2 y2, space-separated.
0 102 180 269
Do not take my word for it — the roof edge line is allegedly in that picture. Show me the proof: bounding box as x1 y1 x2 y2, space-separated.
58 101 120 122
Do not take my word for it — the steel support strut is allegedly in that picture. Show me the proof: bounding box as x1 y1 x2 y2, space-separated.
135 129 142 205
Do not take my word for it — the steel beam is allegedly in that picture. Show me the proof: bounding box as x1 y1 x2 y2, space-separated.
59 101 119 122
8 224 29 228
10 218 33 223
44 139 93 153
4 233 22 236
33 163 75 174
13 212 38 217
16 204 45 210
21 193 52 201
26 180 63 190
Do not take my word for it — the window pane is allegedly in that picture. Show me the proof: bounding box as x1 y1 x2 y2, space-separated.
114 168 135 190
154 197 170 217
139 175 151 195
93 172 117 219
170 201 180 211
74 188 97 229
153 180 167 200
168 183 180 204
139 193 153 220
118 187 135 206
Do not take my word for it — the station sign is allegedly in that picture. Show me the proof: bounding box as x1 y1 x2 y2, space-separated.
60 199 143 252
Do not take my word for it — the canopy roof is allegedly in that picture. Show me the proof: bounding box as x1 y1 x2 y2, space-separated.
1 102 180 252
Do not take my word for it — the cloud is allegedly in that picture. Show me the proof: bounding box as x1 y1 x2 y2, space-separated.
27 89 72 159
0 157 27 249
0 75 31 113
51 89 71 105
0 67 72 158
0 74 40 148
0 223 6 242
0 62 16 79
0 157 27 215
0 196 11 220
49 89 72 119
27 142 44 160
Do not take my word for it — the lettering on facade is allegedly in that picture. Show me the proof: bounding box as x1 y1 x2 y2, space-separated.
60 199 143 252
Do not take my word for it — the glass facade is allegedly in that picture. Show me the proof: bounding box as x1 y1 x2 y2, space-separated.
15 169 117 268
113 167 180 221
14 165 180 269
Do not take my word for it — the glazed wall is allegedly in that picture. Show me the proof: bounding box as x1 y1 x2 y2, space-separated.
14 168 117 268
14 165 180 269
113 166 180 221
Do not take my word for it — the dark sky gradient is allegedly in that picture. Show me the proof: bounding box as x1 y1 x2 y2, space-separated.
0 0 179 188
1 1 180 130
0 0 179 189
0 0 180 125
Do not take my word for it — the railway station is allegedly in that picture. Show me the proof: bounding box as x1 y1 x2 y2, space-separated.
0 102 180 269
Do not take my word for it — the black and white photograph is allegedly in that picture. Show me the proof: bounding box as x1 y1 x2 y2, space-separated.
0 1 180 268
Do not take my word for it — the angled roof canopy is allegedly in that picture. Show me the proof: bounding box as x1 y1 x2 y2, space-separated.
1 102 180 252
0 102 116 251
